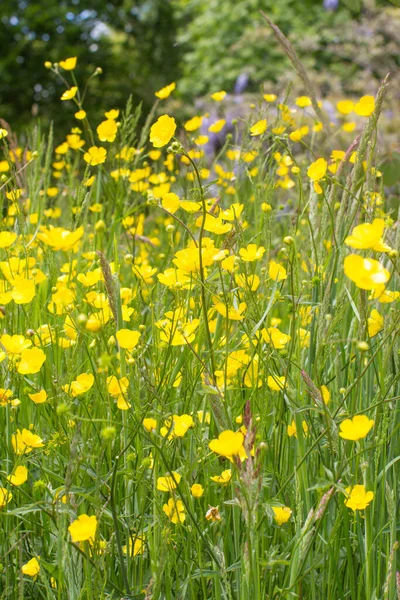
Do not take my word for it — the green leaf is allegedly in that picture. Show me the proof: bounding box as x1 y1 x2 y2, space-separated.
379 153 400 186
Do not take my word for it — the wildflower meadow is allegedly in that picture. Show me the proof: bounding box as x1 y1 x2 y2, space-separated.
0 13 399 600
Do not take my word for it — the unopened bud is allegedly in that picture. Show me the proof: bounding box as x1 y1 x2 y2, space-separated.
95 219 106 232
168 141 184 154
101 426 116 440
357 341 369 352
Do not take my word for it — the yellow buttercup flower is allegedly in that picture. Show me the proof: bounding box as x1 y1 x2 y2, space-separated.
173 244 215 273
17 348 46 374
63 373 94 397
21 557 40 577
184 116 203 132
287 420 308 438
261 327 290 349
107 375 129 397
60 86 78 101
66 133 85 149
321 385 330 405
267 375 286 391
123 535 146 556
160 414 194 439
344 219 385 250
342 121 356 132
37 226 84 251
0 389 13 406
83 146 107 166
367 309 383 338
344 485 374 511
163 498 185 524
295 96 312 108
157 472 181 492
143 418 157 432
75 110 86 120
194 213 232 235
214 302 247 321
290 126 309 142
150 115 176 147
161 192 180 214
116 329 141 350
117 395 131 410
7 465 28 486
272 506 292 525
336 100 354 115
235 273 260 292
339 415 374 441
97 119 118 143
157 268 190 290
10 278 36 305
155 82 176 99
208 119 226 133
354 95 375 117
344 255 390 290
68 514 98 542
1 334 31 355
369 288 400 303
190 483 204 498
209 430 247 462
211 90 226 102
307 158 327 181
12 429 45 454
268 261 287 282
105 109 119 120
157 316 199 346
210 469 232 485
0 231 17 248
250 119 267 136
239 243 265 262
0 487 13 507
59 56 77 70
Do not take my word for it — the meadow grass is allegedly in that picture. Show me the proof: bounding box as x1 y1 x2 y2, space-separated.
0 51 399 600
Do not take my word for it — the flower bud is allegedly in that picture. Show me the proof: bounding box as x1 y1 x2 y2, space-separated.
56 403 69 416
168 141 184 154
77 313 87 325
101 426 116 441
95 219 106 232
357 341 369 352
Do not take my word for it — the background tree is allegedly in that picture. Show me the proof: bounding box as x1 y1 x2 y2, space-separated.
0 0 181 133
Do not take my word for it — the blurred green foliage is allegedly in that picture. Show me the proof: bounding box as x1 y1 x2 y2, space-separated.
174 0 350 97
0 0 398 133
0 0 180 130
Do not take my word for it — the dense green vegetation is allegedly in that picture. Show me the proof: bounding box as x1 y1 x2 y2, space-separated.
0 4 399 599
